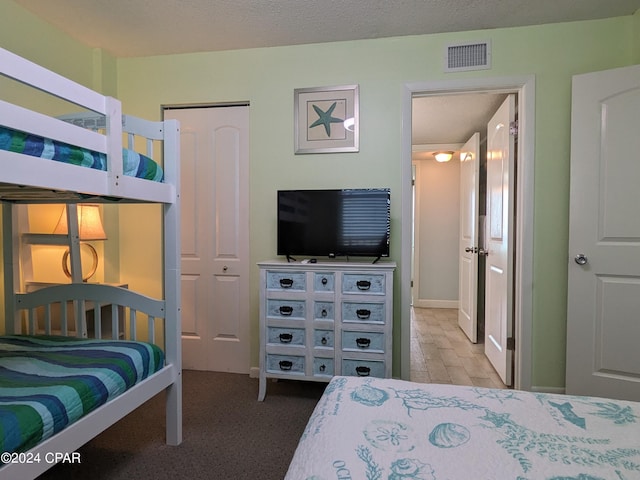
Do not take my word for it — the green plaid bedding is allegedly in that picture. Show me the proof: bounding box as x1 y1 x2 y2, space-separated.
0 335 164 454
0 125 164 182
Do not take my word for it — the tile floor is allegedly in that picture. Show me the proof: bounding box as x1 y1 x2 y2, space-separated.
410 307 506 389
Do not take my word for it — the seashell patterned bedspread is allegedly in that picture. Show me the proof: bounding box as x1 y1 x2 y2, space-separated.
285 376 640 480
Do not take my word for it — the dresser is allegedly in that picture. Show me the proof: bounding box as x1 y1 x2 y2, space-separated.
258 260 395 400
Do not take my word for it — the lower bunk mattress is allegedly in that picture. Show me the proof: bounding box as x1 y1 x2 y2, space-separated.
0 335 164 454
0 125 164 182
286 376 640 480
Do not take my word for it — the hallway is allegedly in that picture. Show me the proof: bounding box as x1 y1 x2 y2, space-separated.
410 307 506 389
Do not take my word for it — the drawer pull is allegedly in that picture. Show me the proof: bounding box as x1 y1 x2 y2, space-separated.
356 280 371 290
279 278 294 288
279 333 293 343
279 305 293 316
321 277 328 285
355 366 371 377
321 336 328 345
321 308 328 317
319 363 326 372
356 309 371 319
356 337 371 348
279 360 293 371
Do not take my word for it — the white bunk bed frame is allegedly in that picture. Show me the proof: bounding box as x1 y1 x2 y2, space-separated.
0 47 182 478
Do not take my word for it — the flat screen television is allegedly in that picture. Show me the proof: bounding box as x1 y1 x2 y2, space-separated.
277 188 390 261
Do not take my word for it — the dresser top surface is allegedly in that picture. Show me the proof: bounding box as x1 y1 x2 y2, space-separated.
258 259 396 271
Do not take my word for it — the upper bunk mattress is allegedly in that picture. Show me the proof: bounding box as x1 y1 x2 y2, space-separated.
0 335 165 454
0 125 164 182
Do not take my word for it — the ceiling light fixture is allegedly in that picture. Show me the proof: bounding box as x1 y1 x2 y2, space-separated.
433 151 454 163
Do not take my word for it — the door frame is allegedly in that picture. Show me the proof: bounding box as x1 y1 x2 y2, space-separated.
400 76 535 391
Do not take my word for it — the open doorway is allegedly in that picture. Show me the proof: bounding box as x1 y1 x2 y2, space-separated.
410 92 508 387
400 76 535 392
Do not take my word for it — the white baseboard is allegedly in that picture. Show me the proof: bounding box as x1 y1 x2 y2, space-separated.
412 299 459 309
529 386 565 395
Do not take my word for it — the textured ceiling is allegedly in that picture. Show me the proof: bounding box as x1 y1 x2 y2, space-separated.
12 0 640 150
411 93 508 153
14 0 640 58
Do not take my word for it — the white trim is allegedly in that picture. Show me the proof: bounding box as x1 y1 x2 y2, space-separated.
412 143 463 153
412 299 459 309
411 160 421 305
401 75 535 392
530 386 565 395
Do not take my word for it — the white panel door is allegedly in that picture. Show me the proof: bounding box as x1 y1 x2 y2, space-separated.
484 95 515 386
458 132 481 342
567 65 640 401
165 106 250 373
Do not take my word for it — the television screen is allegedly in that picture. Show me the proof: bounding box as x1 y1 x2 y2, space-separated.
277 188 390 260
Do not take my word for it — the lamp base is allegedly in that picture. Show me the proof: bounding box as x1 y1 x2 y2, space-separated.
62 243 98 282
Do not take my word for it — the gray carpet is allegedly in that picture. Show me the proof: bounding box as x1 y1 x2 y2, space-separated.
38 370 326 480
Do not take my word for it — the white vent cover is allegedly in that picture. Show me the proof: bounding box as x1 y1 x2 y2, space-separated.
444 41 491 72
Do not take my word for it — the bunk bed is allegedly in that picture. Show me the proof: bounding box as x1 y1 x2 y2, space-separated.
0 47 182 478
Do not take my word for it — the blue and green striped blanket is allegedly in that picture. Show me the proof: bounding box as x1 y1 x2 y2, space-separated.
0 125 164 182
0 335 164 454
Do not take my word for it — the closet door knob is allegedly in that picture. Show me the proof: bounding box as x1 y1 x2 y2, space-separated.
574 254 588 265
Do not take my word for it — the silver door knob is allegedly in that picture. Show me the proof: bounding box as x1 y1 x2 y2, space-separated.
478 248 489 257
223 265 228 272
574 254 588 265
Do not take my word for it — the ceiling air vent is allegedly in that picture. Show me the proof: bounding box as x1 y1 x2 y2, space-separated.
445 41 491 72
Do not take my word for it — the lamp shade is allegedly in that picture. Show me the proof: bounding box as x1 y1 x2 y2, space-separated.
54 204 107 241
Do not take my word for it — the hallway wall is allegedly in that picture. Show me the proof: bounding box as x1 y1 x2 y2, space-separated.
413 157 460 307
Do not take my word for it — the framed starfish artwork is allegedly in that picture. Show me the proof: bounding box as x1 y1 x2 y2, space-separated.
294 84 359 154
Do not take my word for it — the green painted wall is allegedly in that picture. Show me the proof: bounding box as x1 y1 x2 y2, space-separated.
2 0 639 389
115 17 635 389
0 1 105 89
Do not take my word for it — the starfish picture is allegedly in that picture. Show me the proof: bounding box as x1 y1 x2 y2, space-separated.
309 102 344 137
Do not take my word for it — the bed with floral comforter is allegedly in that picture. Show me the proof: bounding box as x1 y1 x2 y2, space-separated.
285 376 640 480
